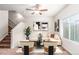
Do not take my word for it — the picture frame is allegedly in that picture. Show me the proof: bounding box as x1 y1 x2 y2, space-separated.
41 22 48 31
33 21 48 31
33 21 41 30
54 19 59 32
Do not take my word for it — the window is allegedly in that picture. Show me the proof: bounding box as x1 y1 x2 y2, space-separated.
70 23 75 41
62 13 79 42
63 22 69 39
75 22 79 42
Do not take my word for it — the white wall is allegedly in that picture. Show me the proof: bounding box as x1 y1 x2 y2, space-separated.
11 22 26 48
23 15 54 40
0 11 8 41
54 4 79 54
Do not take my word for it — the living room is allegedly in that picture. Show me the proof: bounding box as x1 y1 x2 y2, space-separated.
0 4 79 55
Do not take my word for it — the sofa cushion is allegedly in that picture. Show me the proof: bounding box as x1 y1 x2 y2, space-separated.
54 34 60 40
50 34 54 38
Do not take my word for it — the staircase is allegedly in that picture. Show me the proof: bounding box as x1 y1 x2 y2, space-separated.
0 26 12 48
0 11 19 48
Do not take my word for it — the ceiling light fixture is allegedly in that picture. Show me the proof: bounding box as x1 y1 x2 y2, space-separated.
26 4 48 15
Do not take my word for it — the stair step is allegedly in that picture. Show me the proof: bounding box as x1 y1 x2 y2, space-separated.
0 42 10 44
0 44 10 48
6 35 11 37
3 37 11 40
0 46 10 48
1 40 10 42
0 39 10 42
1 39 10 43
3 37 11 39
0 43 10 45
2 39 11 41
2 39 10 42
0 31 11 48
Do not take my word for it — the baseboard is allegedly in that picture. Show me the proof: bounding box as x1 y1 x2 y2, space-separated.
61 46 72 55
0 33 8 41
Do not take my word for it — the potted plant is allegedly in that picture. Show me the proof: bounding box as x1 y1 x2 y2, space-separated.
25 26 31 40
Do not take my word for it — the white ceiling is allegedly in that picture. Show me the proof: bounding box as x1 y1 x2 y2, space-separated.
0 4 67 17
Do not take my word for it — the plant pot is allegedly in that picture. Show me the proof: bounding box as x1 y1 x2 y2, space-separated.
26 36 29 40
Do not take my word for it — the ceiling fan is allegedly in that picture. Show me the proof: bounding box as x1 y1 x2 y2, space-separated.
26 4 48 15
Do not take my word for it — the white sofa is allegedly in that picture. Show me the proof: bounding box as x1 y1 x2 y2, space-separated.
49 33 62 45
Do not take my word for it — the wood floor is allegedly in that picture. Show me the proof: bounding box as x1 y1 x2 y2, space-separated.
0 46 70 55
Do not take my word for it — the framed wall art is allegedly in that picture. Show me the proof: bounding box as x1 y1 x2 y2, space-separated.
33 22 41 30
54 19 60 32
33 21 48 31
41 22 48 31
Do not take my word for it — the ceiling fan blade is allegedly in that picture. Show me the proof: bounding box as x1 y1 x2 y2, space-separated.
40 9 48 11
26 8 33 11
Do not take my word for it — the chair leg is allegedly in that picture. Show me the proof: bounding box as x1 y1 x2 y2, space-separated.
48 46 54 55
24 46 29 55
